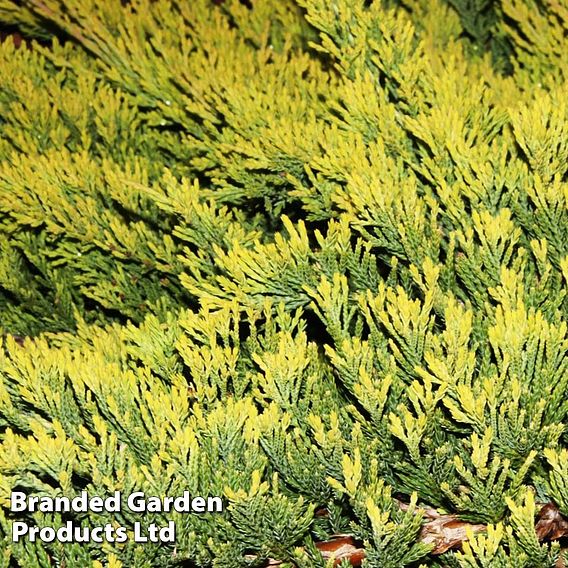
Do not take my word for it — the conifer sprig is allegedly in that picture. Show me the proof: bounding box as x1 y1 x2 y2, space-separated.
0 0 567 566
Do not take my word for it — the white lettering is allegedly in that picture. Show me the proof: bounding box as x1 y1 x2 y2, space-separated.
91 527 103 543
207 496 224 512
90 496 103 512
127 492 145 512
146 496 161 512
10 492 27 512
104 492 121 512
11 522 28 541
70 491 88 512
28 526 41 541
115 526 128 543
56 522 73 542
173 492 190 512
159 521 175 542
192 496 205 512
133 521 147 542
39 527 56 542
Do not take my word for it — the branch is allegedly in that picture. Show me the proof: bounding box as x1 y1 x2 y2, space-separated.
252 501 568 567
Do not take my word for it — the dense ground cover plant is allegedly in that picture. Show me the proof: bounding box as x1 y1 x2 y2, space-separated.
0 0 567 566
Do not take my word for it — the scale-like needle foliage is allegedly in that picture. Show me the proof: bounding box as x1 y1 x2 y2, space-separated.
0 0 567 566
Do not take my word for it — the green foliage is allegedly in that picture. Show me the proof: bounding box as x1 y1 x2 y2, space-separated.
1 0 568 566
446 491 561 567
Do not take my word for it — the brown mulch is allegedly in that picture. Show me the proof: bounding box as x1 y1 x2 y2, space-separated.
248 501 568 567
